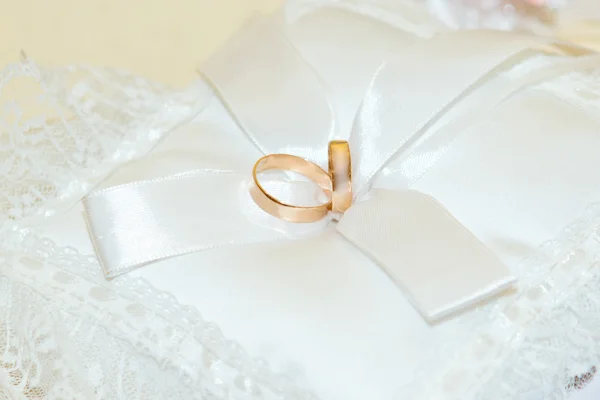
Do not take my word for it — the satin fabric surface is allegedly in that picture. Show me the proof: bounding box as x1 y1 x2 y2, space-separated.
40 6 600 400
83 18 569 321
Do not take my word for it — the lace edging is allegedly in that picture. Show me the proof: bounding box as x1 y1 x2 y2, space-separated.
0 230 318 399
409 201 600 399
0 56 210 230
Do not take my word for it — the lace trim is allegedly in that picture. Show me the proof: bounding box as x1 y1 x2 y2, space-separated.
475 240 600 399
0 55 209 229
0 231 318 399
404 201 600 399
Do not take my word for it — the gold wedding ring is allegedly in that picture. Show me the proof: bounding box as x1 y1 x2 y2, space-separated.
328 140 352 213
250 154 332 223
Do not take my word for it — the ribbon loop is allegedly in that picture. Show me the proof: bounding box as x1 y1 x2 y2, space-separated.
349 31 593 195
202 17 335 168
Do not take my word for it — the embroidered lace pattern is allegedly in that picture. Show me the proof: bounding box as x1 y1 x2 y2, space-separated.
2 33 600 400
0 54 209 228
0 232 317 399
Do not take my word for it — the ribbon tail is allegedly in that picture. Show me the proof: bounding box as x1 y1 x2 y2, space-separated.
336 189 516 321
83 170 313 278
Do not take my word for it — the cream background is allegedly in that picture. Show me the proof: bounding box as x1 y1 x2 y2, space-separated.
0 0 282 87
3 0 600 88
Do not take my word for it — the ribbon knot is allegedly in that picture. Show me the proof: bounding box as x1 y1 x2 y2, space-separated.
83 15 599 321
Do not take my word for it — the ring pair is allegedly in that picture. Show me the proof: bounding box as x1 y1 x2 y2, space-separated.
250 141 352 223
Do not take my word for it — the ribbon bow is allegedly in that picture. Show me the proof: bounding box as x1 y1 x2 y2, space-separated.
83 17 599 321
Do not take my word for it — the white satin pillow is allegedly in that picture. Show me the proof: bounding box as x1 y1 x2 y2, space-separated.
44 6 600 400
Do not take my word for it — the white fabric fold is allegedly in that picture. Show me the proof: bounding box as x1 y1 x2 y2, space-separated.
83 170 320 276
202 17 335 168
349 31 590 195
83 15 598 320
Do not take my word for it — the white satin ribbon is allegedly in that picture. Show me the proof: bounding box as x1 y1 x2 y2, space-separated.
83 16 598 321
